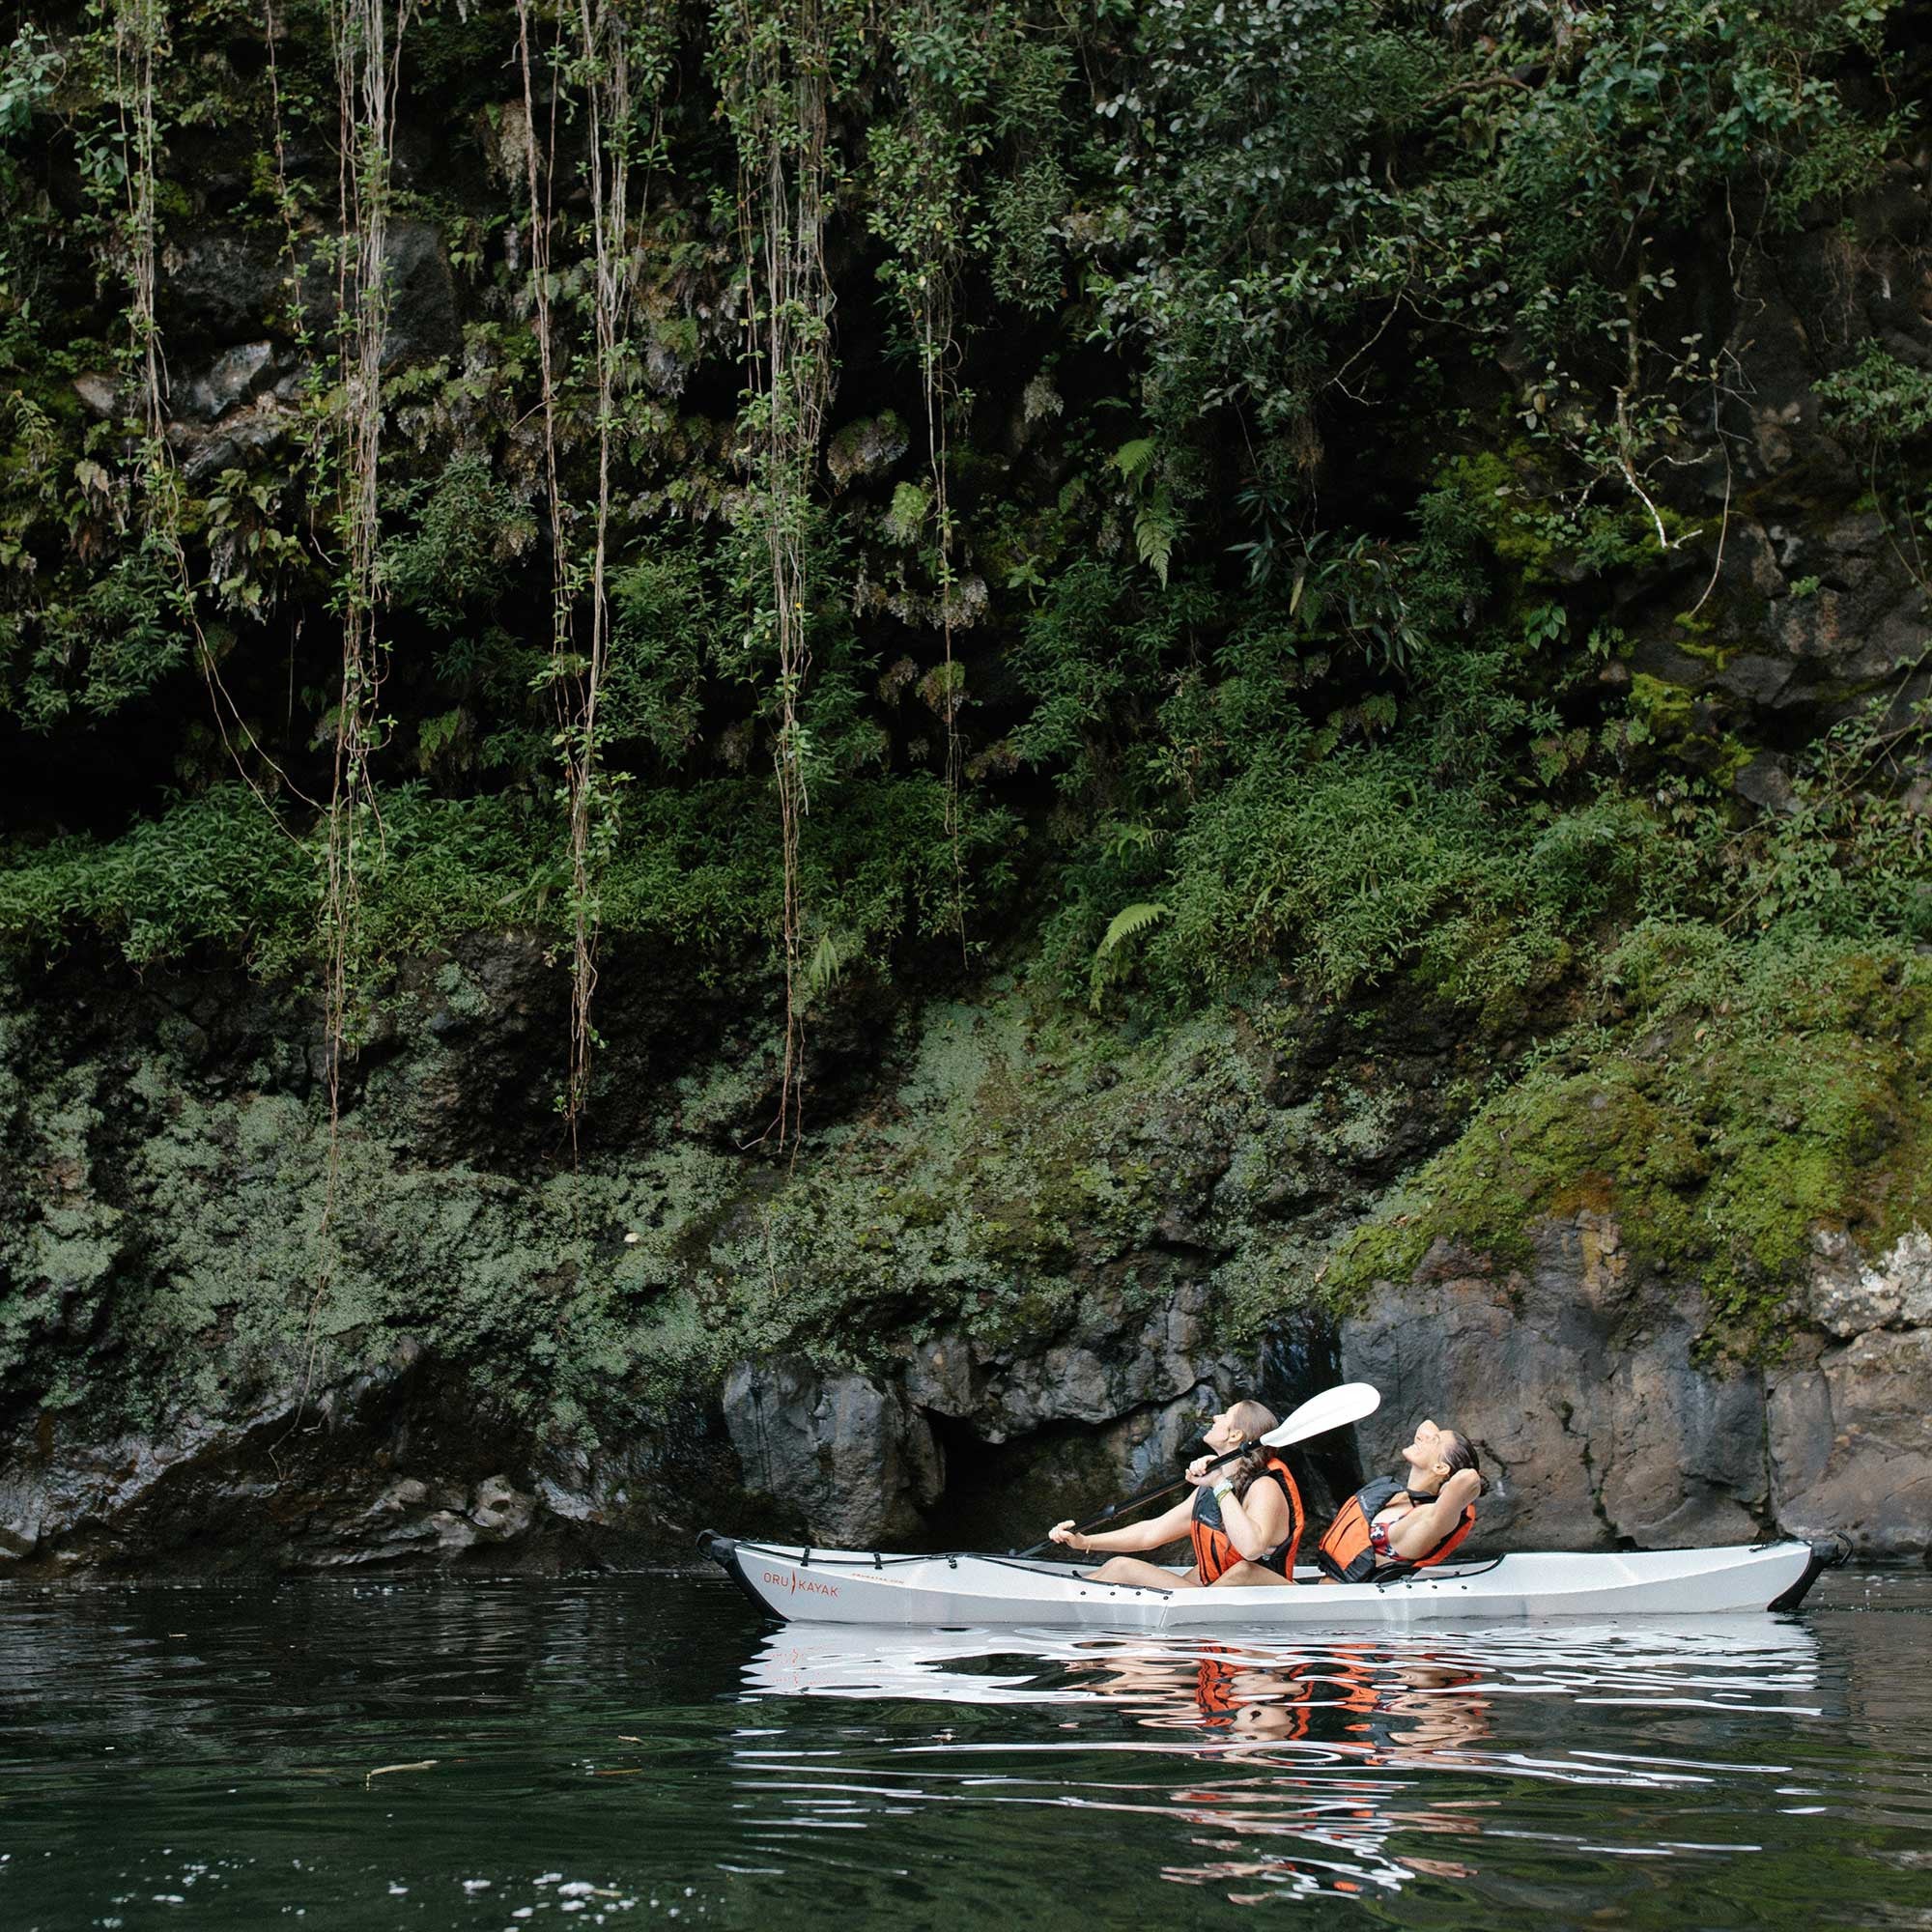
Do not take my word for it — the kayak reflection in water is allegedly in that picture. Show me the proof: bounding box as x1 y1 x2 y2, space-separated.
1315 1418 1485 1584
1087 1641 1491 1755
1046 1400 1305 1589
1163 1646 1489 1901
1058 1638 1488 1899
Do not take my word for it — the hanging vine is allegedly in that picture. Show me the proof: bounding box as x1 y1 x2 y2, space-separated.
869 0 990 954
309 0 410 1369
561 0 651 1138
713 0 852 1148
515 0 670 1142
108 0 165 464
513 0 583 1131
101 0 310 812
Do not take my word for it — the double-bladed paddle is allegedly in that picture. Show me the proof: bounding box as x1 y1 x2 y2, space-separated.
1011 1380 1381 1559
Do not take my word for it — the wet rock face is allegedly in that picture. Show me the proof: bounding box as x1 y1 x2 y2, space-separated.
723 1357 944 1548
720 1294 1277 1551
1770 1230 1932 1555
0 1346 735 1578
1340 1214 1932 1558
7 924 1926 1568
1340 1212 1768 1552
919 1279 1236 1445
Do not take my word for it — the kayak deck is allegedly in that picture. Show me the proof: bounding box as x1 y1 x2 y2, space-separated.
700 1533 1838 1627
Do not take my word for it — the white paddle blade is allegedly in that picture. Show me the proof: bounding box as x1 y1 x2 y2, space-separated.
1263 1381 1380 1448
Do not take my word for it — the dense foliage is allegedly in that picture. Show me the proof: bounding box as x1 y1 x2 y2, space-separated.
1 0 1929 1381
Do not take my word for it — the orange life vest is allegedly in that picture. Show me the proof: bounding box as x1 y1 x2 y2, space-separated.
1316 1476 1475 1583
1188 1454 1303 1584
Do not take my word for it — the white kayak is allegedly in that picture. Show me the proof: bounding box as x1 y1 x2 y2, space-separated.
699 1532 1838 1627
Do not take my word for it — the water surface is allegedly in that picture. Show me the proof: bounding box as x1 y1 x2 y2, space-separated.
2 1568 1928 1929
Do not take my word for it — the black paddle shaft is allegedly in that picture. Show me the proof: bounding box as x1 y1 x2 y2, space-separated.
1010 1439 1249 1560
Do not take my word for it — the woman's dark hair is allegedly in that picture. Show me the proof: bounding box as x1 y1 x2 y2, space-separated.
1224 1399 1279 1499
1439 1429 1487 1496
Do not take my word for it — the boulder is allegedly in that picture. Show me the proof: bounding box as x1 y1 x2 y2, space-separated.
722 1355 943 1548
1340 1210 1768 1550
826 412 909 489
1805 1227 1904 1337
183 342 274 421
1345 1212 1932 1557
469 1474 537 1543
280 221 461 371
156 233 285 351
1769 1329 1932 1554
71 373 119 417
1769 1229 1932 1556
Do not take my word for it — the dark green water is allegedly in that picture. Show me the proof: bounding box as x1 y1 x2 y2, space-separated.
3 1569 1929 1930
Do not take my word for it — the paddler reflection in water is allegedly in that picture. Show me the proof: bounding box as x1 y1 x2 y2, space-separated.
1046 1399 1304 1588
1315 1418 1484 1582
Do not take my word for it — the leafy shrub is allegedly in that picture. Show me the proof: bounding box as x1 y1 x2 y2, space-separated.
1150 741 1641 1012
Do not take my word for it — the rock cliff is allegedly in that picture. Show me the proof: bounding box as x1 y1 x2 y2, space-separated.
3 935 1925 1571
2 3 1929 1575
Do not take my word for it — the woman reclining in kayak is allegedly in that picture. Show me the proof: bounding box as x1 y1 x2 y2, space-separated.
1315 1419 1484 1583
1046 1400 1303 1589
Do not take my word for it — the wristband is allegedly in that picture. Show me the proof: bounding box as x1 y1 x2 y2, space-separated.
1212 1478 1235 1499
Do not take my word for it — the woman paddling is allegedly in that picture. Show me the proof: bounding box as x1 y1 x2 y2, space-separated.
1315 1418 1483 1583
1046 1399 1304 1589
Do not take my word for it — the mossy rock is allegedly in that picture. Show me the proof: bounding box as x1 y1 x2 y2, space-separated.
1327 942 1932 1359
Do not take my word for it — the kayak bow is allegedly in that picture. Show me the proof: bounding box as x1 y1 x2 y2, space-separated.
698 1532 1840 1626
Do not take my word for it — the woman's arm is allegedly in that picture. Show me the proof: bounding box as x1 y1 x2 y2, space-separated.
1210 1477 1289 1561
1048 1492 1195 1556
1384 1468 1481 1560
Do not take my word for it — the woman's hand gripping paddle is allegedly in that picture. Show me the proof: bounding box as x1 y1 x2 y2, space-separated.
1010 1381 1381 1559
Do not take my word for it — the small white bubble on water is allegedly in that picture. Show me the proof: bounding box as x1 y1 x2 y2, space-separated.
464 1879 495 1892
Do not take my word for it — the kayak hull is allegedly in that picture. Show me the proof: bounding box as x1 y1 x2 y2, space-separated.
700 1534 1836 1627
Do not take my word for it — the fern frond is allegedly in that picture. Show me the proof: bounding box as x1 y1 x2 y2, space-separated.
1090 899 1170 1012
1134 489 1178 588
1095 899 1170 958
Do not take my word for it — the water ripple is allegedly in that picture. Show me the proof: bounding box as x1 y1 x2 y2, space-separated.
0 1571 1927 1928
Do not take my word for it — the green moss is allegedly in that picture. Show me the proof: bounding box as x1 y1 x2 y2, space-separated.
1627 670 1697 737
1669 606 1736 668
1433 449 1565 580
1326 933 1932 1359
